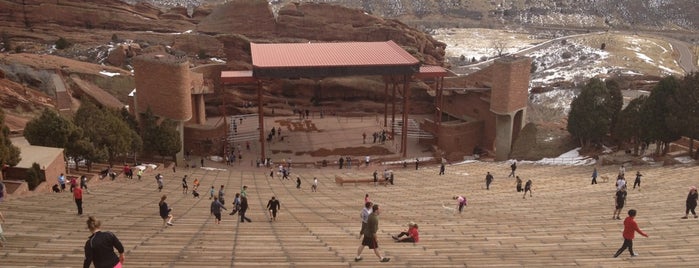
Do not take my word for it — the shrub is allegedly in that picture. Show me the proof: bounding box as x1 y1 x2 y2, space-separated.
600 43 606 50
55 37 70 49
197 49 208 59
26 163 46 190
561 51 573 59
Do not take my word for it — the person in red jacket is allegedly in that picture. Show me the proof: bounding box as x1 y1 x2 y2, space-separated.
613 209 648 258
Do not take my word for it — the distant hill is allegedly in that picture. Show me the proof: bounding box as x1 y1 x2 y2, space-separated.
264 0 699 33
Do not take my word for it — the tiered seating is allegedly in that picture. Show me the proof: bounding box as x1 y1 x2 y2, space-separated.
1 160 699 266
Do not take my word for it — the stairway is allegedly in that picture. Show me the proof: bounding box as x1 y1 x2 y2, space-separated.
2 160 699 266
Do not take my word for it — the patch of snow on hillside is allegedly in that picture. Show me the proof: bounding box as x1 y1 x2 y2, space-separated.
526 41 610 87
521 147 595 166
635 52 654 64
432 28 543 61
209 58 226 63
529 88 578 114
100 71 121 77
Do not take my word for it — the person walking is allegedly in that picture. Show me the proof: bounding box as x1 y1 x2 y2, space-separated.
159 195 174 226
239 196 252 223
155 174 164 192
208 186 215 199
296 177 301 189
137 168 143 181
210 196 227 224
355 204 390 263
618 164 626 177
508 161 517 178
415 158 419 170
229 193 241 216
485 172 494 190
613 186 627 220
311 177 318 192
83 216 125 268
373 170 378 187
70 176 78 193
633 171 642 190
682 186 698 219
58 173 66 192
241 185 248 198
515 176 523 192
218 185 226 205
266 196 281 222
359 201 373 238
192 178 200 191
591 167 598 185
616 175 626 191
182 175 189 195
613 209 648 258
73 185 84 215
523 179 533 199
439 163 445 175
80 175 90 194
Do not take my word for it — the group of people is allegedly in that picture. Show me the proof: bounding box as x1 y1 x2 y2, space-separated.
372 169 394 186
20 155 698 266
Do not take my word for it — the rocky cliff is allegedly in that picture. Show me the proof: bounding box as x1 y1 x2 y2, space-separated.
0 0 445 129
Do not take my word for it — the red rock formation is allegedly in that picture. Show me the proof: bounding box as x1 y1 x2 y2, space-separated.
197 0 445 66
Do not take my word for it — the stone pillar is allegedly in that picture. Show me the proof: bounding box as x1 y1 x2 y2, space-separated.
176 122 185 167
494 113 513 161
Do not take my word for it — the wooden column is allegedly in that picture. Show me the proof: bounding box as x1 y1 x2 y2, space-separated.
257 81 265 161
401 75 410 157
383 80 388 127
391 81 397 137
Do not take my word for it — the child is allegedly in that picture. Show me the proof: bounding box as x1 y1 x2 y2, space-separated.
192 189 200 198
209 186 215 199
613 209 648 258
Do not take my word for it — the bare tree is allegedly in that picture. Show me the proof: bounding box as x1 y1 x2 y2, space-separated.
491 40 507 57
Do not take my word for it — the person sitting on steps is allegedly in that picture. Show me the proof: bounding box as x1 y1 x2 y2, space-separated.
392 222 419 243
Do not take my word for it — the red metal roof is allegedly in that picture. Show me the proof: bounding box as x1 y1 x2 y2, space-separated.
250 41 419 68
416 65 449 79
220 70 256 84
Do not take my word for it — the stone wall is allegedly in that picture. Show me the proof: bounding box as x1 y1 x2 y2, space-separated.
422 119 483 161
489 57 532 115
183 121 227 157
133 53 192 121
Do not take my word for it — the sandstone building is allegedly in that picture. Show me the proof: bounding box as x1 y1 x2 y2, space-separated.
423 56 532 161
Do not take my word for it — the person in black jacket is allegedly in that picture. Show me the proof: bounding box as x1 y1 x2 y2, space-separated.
83 216 124 268
266 196 281 221
682 186 698 219
239 196 252 223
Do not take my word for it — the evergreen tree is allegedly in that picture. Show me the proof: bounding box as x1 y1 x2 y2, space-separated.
0 109 20 172
24 108 77 148
74 100 138 165
567 78 620 147
640 76 681 155
614 95 647 154
26 163 45 190
605 79 623 138
140 108 180 161
666 72 699 158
